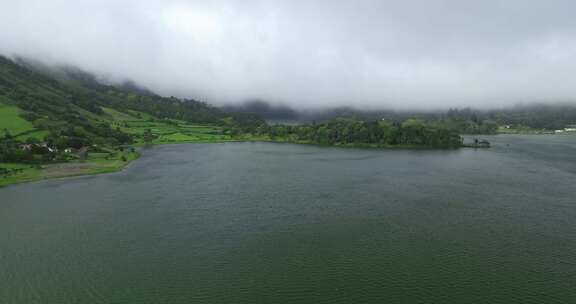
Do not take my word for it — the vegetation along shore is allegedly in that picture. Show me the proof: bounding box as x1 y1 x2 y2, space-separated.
2 55 575 187
0 56 465 187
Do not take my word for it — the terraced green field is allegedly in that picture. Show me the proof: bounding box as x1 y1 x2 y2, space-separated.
98 107 232 144
127 121 232 144
1 102 231 144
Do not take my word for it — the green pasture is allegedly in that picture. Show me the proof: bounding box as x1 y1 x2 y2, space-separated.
0 104 35 136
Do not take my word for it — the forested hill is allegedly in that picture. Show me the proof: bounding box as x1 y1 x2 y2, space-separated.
0 55 264 146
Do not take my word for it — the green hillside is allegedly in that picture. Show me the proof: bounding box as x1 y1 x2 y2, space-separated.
0 55 265 147
0 103 35 136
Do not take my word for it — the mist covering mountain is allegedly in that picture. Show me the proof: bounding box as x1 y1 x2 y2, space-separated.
226 99 576 130
0 55 264 145
3 1 576 110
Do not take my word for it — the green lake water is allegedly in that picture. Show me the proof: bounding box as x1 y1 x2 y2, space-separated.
1 135 575 303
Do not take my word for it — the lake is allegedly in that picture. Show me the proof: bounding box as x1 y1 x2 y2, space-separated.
1 135 576 303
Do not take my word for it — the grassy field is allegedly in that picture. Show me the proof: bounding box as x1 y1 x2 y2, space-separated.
0 163 41 187
122 120 232 144
0 150 139 187
0 103 35 136
102 107 139 121
15 130 50 141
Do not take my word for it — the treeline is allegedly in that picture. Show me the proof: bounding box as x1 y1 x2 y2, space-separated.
441 109 499 134
230 100 576 133
225 103 501 134
440 106 576 132
255 118 463 148
486 105 576 130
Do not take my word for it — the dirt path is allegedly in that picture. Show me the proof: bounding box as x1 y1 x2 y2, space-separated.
41 163 101 178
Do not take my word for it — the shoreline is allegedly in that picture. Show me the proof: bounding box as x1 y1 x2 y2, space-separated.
0 138 469 188
0 152 140 188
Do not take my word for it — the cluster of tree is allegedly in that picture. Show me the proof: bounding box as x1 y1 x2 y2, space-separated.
0 139 55 164
441 109 499 134
256 118 463 148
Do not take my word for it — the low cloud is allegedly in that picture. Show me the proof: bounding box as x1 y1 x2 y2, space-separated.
2 0 576 109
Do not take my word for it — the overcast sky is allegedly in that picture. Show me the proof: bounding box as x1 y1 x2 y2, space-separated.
1 0 576 109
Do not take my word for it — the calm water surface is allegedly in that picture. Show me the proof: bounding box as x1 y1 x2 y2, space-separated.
1 135 576 303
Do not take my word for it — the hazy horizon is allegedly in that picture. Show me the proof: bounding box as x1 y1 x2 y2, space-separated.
2 0 576 110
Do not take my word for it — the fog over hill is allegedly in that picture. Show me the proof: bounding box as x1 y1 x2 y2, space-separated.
223 99 576 128
2 0 576 109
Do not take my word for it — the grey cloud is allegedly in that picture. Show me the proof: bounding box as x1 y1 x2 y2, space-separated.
1 0 576 109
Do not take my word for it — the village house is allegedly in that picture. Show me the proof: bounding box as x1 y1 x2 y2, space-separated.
19 143 33 151
18 142 58 153
555 125 576 133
